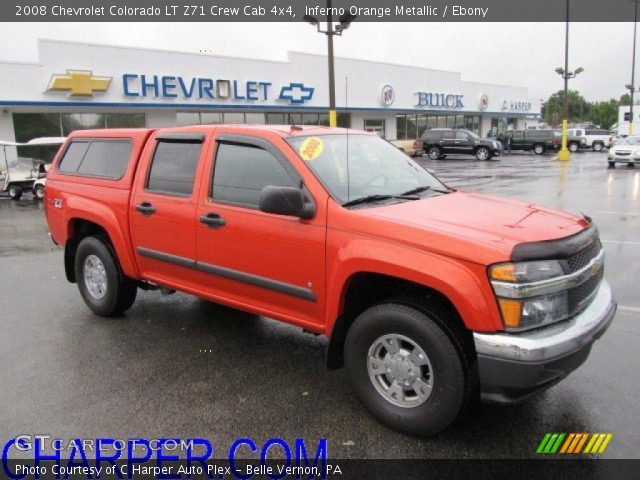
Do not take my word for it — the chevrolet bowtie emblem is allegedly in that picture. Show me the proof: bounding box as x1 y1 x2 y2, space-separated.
48 70 111 96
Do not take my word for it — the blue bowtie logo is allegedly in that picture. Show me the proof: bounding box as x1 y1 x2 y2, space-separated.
279 83 314 104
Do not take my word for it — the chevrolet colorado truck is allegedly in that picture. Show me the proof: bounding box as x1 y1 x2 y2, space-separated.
44 125 616 436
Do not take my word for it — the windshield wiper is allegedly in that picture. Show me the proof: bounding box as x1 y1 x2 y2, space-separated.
400 185 449 196
342 194 394 207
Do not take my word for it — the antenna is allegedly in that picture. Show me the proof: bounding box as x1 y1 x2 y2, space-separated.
345 76 350 203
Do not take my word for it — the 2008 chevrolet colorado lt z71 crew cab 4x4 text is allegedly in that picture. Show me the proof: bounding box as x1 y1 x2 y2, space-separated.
44 125 616 436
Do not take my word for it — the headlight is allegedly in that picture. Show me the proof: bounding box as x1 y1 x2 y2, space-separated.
489 260 568 331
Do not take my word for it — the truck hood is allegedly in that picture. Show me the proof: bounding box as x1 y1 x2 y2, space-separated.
355 191 589 264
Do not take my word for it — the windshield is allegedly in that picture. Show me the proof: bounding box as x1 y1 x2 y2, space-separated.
286 134 449 206
617 136 640 145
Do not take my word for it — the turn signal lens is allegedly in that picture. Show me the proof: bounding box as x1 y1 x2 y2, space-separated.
490 264 516 282
498 299 522 328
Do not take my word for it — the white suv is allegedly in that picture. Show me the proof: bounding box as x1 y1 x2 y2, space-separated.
568 128 612 152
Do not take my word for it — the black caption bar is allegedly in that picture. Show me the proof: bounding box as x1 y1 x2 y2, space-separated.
2 0 639 22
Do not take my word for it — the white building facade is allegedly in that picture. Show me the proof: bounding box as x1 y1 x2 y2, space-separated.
0 39 541 164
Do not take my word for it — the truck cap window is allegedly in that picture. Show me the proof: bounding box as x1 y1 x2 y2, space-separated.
147 140 203 196
211 142 297 208
286 134 448 206
58 140 132 179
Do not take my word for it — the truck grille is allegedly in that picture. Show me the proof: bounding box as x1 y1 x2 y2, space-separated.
564 237 602 273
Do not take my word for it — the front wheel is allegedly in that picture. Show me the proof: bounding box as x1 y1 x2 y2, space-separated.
608 161 615 168
344 302 473 436
427 146 442 160
569 142 579 153
593 143 604 152
533 144 545 155
475 146 490 161
8 185 22 200
75 236 137 317
33 184 44 200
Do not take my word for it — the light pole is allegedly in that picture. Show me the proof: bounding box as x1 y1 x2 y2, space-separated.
554 0 583 161
627 0 639 135
304 1 356 127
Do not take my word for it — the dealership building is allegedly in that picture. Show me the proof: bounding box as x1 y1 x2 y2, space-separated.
0 39 540 164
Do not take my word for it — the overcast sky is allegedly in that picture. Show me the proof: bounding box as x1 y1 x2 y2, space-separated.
0 22 634 102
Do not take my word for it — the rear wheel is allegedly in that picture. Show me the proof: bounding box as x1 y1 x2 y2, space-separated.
427 146 442 160
475 146 490 161
344 301 474 436
608 161 615 168
533 144 545 155
569 142 579 153
75 236 137 316
33 184 44 200
593 143 604 152
8 185 22 200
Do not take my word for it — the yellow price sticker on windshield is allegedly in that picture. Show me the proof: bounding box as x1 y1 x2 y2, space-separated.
300 136 324 161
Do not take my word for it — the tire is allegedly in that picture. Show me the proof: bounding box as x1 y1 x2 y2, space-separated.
593 143 604 152
475 146 490 161
608 161 615 168
569 142 579 153
344 301 475 436
33 184 44 200
427 146 442 160
8 185 22 200
74 236 137 317
533 144 545 155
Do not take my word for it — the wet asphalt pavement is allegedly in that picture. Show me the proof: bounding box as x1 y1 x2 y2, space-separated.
0 150 638 459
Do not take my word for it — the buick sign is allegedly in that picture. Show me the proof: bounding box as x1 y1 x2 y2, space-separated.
381 85 394 106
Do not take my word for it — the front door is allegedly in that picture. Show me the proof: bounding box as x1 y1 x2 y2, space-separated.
129 132 207 292
195 133 326 327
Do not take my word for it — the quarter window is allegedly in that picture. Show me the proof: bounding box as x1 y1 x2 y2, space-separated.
212 142 296 208
146 140 202 195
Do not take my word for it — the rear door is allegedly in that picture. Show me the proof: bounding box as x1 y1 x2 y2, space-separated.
440 130 458 153
195 131 327 327
454 130 474 154
129 131 209 291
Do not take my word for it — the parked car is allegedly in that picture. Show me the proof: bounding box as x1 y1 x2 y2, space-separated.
607 135 640 167
390 139 424 157
421 128 500 161
568 128 613 151
508 129 585 155
45 125 615 436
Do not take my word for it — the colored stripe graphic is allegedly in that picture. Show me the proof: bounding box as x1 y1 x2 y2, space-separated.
538 433 613 454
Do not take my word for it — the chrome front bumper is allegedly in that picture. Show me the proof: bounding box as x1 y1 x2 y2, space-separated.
473 280 616 402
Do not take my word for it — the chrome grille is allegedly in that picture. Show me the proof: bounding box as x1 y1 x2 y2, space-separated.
565 238 602 273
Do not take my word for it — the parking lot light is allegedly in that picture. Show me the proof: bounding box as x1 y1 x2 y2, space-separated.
303 0 357 127
627 0 640 135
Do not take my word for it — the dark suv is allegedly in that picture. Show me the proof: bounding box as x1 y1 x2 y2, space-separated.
509 129 585 155
421 129 501 161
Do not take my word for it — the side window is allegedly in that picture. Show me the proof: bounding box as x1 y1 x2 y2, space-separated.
146 140 203 196
211 142 297 208
58 142 89 173
441 131 455 139
58 140 132 179
455 131 469 140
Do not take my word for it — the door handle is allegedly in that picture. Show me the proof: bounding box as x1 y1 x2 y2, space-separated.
135 202 156 216
199 213 226 229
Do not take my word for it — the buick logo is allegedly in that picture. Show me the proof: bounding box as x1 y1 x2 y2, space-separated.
479 93 489 110
381 85 394 106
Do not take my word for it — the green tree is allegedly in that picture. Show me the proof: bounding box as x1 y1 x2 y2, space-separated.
588 99 619 129
620 93 632 106
542 90 591 126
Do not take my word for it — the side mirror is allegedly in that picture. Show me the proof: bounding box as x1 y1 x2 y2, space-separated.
259 185 304 217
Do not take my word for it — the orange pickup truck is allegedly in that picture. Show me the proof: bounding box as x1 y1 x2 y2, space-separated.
44 125 616 436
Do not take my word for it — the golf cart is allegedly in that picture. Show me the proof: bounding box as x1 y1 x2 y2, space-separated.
1 137 65 200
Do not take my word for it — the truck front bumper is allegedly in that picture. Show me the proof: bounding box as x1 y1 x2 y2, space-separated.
473 280 616 403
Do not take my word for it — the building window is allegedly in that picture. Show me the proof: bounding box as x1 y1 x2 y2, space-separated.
12 112 144 162
245 113 266 124
337 112 351 128
223 112 245 124
396 115 406 140
266 113 286 124
200 112 224 124
364 118 385 137
319 113 330 126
